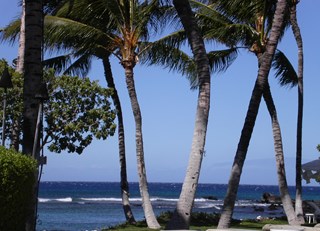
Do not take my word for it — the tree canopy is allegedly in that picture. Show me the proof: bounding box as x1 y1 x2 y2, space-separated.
0 61 116 154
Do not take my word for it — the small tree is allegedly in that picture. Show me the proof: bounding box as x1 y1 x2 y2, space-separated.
0 62 116 154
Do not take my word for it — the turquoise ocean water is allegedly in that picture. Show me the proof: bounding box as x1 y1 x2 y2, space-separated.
36 182 320 231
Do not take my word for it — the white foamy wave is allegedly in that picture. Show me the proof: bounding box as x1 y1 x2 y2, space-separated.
80 198 122 202
198 204 221 210
151 197 178 202
235 200 271 207
38 197 72 203
194 198 208 202
129 197 143 202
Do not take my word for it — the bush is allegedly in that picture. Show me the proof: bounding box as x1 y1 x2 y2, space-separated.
0 146 37 230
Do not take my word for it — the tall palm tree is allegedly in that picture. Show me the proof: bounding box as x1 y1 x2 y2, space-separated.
106 2 166 227
165 0 211 229
23 0 44 230
188 0 300 227
214 0 301 226
289 0 304 221
42 0 172 228
1 0 139 224
102 55 136 224
43 1 138 224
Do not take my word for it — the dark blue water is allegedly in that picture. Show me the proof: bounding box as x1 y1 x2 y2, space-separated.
36 182 320 231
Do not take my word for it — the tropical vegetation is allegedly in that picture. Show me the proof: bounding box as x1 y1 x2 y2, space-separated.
0 61 116 154
0 0 309 230
0 146 37 230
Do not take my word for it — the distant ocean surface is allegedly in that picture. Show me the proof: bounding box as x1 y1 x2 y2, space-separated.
36 182 320 231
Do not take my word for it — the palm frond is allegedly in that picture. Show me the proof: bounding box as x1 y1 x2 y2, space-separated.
272 50 298 88
203 23 257 48
54 0 113 32
139 41 197 88
214 0 264 25
43 54 73 74
207 48 238 73
138 29 187 55
190 0 257 47
63 53 93 77
0 19 21 45
44 15 114 54
141 0 176 37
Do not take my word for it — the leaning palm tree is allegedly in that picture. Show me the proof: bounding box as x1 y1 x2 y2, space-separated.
188 0 301 227
158 0 212 229
211 0 301 227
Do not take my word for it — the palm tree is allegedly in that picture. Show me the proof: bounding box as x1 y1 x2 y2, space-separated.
23 0 44 230
43 0 172 228
1 0 139 224
289 0 304 221
43 1 138 224
102 55 136 224
214 0 300 226
107 2 165 227
187 0 300 227
165 0 211 229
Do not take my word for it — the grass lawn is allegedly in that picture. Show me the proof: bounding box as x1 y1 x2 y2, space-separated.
103 212 288 231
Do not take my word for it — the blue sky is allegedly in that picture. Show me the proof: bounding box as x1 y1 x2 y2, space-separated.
1 1 320 186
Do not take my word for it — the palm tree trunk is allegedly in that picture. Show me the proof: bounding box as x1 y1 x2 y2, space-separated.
290 0 304 222
23 0 43 230
166 0 211 229
17 0 25 75
263 82 301 225
102 57 136 224
121 60 160 229
217 0 289 228
10 120 20 151
10 0 26 151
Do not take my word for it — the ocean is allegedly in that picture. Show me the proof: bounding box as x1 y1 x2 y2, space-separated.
36 182 320 231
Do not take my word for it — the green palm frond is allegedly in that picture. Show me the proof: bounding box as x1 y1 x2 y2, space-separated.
139 40 197 88
138 29 187 55
214 0 264 25
0 19 20 45
272 50 298 88
207 48 238 73
44 15 114 54
63 53 92 77
43 52 92 77
139 40 194 74
191 0 257 47
141 0 176 37
54 0 113 32
203 23 257 48
191 0 232 25
43 54 73 74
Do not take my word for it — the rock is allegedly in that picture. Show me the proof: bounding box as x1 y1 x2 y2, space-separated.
202 196 218 200
262 192 282 204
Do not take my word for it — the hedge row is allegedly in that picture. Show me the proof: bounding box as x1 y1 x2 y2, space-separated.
0 146 37 230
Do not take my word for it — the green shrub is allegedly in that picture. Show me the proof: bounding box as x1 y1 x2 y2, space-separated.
0 146 37 230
